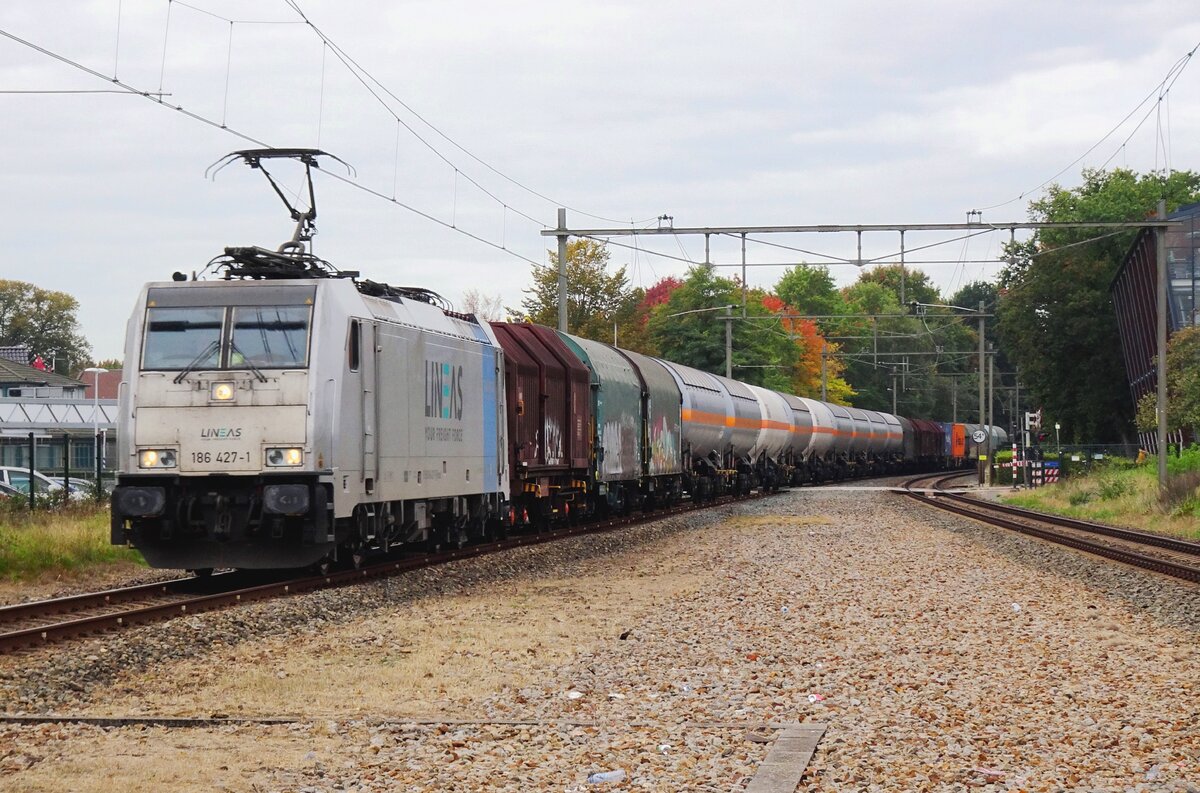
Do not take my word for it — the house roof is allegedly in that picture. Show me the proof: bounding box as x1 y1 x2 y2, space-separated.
82 369 122 400
0 357 83 388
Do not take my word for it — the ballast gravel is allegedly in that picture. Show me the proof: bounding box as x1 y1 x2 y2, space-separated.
2 486 1199 792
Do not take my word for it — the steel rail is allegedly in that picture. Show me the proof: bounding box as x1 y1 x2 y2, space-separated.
936 492 1200 557
0 573 236 626
903 477 1200 584
0 494 747 654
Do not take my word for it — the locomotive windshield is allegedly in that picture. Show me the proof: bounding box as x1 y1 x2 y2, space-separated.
141 285 314 371
142 307 224 370
229 306 309 369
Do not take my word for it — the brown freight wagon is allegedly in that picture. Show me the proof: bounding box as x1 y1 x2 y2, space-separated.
489 323 592 525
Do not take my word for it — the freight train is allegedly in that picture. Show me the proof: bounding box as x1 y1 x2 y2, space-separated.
109 243 1005 573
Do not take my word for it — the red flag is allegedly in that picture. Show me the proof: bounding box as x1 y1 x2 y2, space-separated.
31 355 46 371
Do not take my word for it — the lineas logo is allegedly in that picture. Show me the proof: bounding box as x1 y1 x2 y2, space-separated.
425 361 465 420
200 427 243 439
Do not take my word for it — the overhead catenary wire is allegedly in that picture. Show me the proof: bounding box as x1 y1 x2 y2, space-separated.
0 24 543 268
973 40 1200 214
278 7 547 232
279 0 651 228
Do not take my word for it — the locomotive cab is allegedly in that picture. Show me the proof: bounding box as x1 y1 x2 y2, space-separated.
111 281 330 570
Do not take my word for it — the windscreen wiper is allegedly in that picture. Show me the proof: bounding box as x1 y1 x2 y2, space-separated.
230 340 269 383
172 340 221 384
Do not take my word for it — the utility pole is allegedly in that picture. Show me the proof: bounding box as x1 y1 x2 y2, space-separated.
951 378 957 423
820 348 827 402
1156 199 1168 493
987 343 994 487
891 368 898 415
740 233 747 317
556 208 568 332
725 305 733 379
978 301 986 486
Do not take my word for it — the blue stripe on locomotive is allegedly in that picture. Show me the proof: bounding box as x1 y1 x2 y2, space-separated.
469 322 500 491
480 344 499 489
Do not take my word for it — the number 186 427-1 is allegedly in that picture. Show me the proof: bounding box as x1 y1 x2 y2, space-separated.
191 450 251 464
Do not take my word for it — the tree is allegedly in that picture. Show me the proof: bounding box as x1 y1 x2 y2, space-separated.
998 168 1200 443
0 279 91 375
1135 326 1200 434
857 264 940 308
76 358 123 376
460 289 505 322
835 278 977 419
641 276 683 309
949 281 998 314
646 265 797 391
773 265 844 323
614 276 681 356
761 294 854 402
513 239 638 341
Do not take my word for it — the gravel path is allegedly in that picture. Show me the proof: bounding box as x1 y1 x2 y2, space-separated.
2 487 1198 791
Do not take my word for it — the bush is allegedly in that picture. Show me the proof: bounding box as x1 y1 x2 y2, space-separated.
1097 475 1133 500
1069 490 1093 506
1168 444 1200 476
1162 469 1200 517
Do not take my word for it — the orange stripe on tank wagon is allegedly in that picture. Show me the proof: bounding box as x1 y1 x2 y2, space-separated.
680 411 904 440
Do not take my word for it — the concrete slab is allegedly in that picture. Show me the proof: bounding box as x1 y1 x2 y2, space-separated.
743 722 826 793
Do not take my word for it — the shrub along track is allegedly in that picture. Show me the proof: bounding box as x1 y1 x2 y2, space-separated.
903 473 1200 584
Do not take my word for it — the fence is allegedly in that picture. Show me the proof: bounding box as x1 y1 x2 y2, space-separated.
1 432 112 507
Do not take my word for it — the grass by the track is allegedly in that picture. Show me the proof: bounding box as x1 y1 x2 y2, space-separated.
0 499 145 580
1001 446 1200 540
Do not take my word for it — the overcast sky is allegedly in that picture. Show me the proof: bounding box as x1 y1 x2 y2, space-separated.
3 1 1199 361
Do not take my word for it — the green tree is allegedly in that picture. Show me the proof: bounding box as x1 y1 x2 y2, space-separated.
773 265 844 323
857 264 940 308
1135 326 1200 434
0 280 91 375
513 239 638 341
835 278 981 419
77 358 123 376
998 168 1200 443
948 281 998 314
647 265 797 391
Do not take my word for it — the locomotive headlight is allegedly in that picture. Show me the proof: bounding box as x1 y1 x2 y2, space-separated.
265 447 304 467
139 449 177 468
210 382 235 401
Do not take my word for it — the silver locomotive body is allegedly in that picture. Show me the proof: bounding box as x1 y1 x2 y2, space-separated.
111 277 509 570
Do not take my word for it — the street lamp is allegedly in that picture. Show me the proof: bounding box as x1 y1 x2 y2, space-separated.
84 367 107 501
1054 421 1061 457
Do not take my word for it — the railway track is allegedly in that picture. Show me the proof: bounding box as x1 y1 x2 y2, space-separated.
903 473 1200 584
0 492 758 655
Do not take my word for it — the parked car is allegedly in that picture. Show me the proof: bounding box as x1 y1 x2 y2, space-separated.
49 476 104 496
0 466 65 496
0 481 21 499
